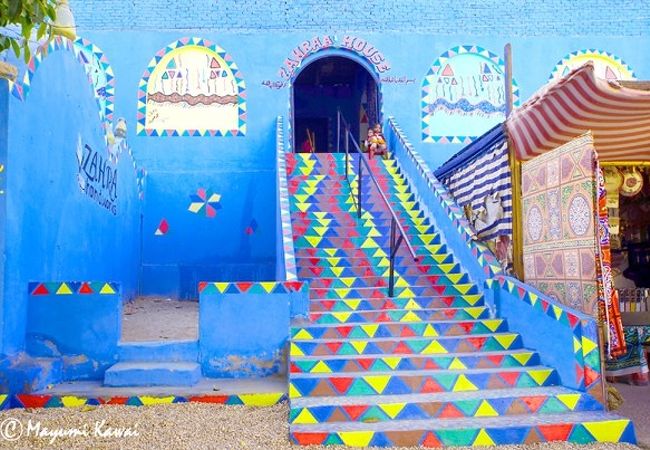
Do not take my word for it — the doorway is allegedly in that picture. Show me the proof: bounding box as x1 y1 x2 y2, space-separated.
293 55 380 152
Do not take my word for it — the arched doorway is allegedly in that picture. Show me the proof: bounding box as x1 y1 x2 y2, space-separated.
292 55 380 153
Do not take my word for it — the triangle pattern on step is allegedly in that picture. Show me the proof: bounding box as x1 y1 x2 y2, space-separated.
285 152 635 447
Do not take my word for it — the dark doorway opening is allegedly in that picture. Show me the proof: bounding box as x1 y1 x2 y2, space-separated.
293 56 380 152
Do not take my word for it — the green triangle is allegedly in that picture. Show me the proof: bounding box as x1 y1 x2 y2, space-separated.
568 424 594 444
435 373 457 391
338 343 357 356
370 360 391 371
456 399 481 416
437 429 479 446
539 397 566 413
347 379 375 396
324 434 344 445
360 406 389 423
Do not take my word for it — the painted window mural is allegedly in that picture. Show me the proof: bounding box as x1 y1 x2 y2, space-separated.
421 45 519 144
137 37 246 137
550 49 636 81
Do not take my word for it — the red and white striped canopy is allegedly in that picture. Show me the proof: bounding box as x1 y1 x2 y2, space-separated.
506 62 650 162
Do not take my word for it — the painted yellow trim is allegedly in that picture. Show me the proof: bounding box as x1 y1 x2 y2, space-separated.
600 161 650 167
508 138 524 279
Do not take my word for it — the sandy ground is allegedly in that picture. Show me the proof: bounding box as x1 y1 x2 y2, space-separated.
613 382 650 448
0 402 642 450
121 297 198 342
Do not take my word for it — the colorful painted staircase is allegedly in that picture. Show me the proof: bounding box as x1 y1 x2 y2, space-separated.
285 152 635 447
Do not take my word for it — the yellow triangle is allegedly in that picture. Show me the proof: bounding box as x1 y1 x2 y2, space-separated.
290 343 304 356
238 393 283 406
139 395 175 405
464 295 483 306
317 218 331 226
419 234 436 245
361 238 378 249
528 368 553 385
305 236 322 247
339 431 374 447
314 211 326 218
324 248 338 256
331 312 352 323
366 228 381 237
313 226 328 236
404 299 422 310
293 329 313 340
330 267 344 277
293 408 318 424
56 283 73 295
215 282 229 293
473 429 495 446
335 288 351 299
511 352 533 365
294 194 308 203
529 293 538 306
378 258 389 267
302 186 317 196
582 419 630 442
448 357 467 370
582 337 598 354
260 282 276 293
453 374 478 391
482 320 503 332
395 277 409 288
343 299 361 310
350 340 368 354
364 375 391 394
466 307 485 319
574 337 583 353
295 203 310 212
327 257 341 266
455 284 472 295
360 324 379 337
423 324 438 337
60 396 88 407
439 263 455 273
552 305 564 320
493 333 518 349
373 248 387 257
401 311 421 322
422 340 448 354
382 357 401 369
310 360 332 374
339 277 356 287
556 393 581 411
475 400 498 417
363 219 376 227
397 288 415 298
379 402 406 419
289 383 302 398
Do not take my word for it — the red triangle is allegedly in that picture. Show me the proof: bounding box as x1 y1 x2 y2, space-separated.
467 337 487 349
422 431 443 447
400 326 417 337
236 282 252 293
376 312 391 322
443 309 457 319
382 299 396 309
308 258 320 265
427 275 440 284
336 326 353 338
370 289 385 299
289 362 301 373
537 424 574 442
424 359 440 369
79 282 93 294
584 366 600 387
286 281 303 292
521 396 546 413
487 354 505 366
421 377 444 394
188 395 227 404
434 285 446 295
575 363 585 385
320 300 335 311
310 267 324 277
105 396 129 405
292 432 328 445
441 296 454 307
393 341 413 354
16 394 51 408
198 282 208 293
499 371 521 386
418 265 431 273
438 403 464 417
458 322 474 334
319 279 333 288
566 313 580 329
342 404 368 421
325 342 342 354
32 283 50 296
357 358 374 370
330 377 354 394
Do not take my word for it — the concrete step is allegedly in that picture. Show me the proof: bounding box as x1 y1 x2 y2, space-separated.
308 284 480 300
297 263 464 279
289 411 636 446
104 362 201 387
308 295 484 312
289 387 603 424
290 332 523 357
309 306 490 324
117 340 199 362
295 253 455 268
306 274 472 290
288 366 559 398
290 319 507 341
289 350 541 374
294 244 450 259
293 234 442 249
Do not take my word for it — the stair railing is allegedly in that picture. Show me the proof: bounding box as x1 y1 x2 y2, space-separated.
337 110 419 297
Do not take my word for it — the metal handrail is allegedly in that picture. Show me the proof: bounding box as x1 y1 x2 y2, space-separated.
337 111 419 297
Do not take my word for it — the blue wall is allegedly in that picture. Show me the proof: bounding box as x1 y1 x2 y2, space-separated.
2 50 141 355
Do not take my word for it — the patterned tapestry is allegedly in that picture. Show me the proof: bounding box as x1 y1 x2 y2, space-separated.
522 133 601 314
521 133 626 356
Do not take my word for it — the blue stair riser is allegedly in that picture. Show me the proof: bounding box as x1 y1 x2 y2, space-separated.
117 340 199 362
308 284 480 300
104 363 201 387
309 296 484 312
298 264 464 278
309 307 490 324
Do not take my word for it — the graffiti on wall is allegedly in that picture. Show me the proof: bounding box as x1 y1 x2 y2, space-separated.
137 37 246 137
76 136 118 215
550 49 636 81
421 45 519 144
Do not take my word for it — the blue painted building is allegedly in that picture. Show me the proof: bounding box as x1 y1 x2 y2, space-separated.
0 1 646 444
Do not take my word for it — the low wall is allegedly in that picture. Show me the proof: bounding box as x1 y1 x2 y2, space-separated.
25 281 121 380
199 281 308 377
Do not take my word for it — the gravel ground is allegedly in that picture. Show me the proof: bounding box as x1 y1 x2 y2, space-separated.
122 297 198 342
0 402 642 450
612 382 650 448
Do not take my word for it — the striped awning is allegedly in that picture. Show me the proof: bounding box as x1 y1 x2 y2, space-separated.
506 62 650 162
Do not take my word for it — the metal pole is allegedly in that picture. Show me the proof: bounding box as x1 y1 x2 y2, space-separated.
357 147 362 219
388 218 396 297
504 43 514 118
